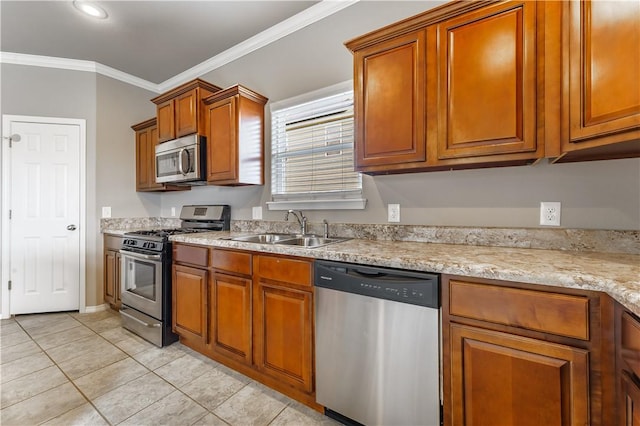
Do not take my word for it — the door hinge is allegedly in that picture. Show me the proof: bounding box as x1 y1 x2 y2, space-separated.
8 209 11 220
8 281 11 291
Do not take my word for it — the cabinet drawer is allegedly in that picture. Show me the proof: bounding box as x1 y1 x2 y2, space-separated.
449 280 590 340
173 244 209 267
211 249 252 276
256 256 312 287
622 312 640 378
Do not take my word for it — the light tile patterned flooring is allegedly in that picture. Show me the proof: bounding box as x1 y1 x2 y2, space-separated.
0 310 338 425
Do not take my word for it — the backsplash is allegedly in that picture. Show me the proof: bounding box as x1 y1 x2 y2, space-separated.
100 217 181 232
231 220 640 255
101 218 639 254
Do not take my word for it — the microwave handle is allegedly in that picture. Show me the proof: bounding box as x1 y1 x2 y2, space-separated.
178 148 186 175
178 148 192 176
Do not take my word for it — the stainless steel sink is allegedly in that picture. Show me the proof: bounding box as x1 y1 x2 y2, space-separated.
276 236 349 248
230 233 294 244
229 233 349 248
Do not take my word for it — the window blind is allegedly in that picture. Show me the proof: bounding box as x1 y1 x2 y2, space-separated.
271 90 361 201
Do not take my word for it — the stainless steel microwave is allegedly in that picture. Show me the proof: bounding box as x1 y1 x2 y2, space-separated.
155 134 206 184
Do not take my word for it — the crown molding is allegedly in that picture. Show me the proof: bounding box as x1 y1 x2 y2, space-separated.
0 0 359 93
158 0 360 92
94 62 160 92
0 51 160 93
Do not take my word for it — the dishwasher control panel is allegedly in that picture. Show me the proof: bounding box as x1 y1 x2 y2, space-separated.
315 260 439 308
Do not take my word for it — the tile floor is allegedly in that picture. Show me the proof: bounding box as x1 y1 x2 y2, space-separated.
0 310 338 425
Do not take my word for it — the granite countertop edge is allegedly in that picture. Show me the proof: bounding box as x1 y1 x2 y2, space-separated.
164 231 640 316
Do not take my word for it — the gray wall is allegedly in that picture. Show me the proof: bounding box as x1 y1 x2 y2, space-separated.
0 64 98 310
1 64 157 309
94 75 159 307
96 75 159 218
160 1 640 230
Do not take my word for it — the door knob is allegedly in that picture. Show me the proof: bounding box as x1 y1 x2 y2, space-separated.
67 224 77 231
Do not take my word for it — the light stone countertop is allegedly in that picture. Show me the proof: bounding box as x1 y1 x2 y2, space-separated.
169 231 640 316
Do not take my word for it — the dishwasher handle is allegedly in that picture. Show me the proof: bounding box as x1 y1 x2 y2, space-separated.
350 269 388 278
315 260 439 308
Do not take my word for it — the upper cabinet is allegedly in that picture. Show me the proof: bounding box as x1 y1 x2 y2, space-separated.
550 0 640 162
433 1 540 164
347 1 544 174
146 79 267 188
351 30 427 171
203 85 267 186
151 79 222 143
346 0 639 175
132 118 163 192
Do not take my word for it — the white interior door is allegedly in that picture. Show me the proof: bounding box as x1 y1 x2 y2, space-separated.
7 120 81 314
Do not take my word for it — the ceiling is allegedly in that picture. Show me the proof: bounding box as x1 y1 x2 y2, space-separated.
0 1 322 85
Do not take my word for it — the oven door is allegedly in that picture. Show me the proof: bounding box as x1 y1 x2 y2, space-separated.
120 249 163 320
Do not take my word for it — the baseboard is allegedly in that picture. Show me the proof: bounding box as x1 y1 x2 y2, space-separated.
84 304 109 313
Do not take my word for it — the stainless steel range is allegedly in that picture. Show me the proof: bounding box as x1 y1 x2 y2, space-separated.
119 205 230 346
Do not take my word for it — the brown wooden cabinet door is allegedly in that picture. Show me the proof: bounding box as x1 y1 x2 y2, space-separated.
157 99 175 142
104 250 116 306
436 1 537 160
206 96 238 183
353 30 427 171
448 324 589 426
135 128 151 191
566 0 640 148
114 251 121 308
147 125 163 190
175 89 198 138
103 236 122 310
622 373 640 426
622 312 640 379
209 271 251 364
253 280 313 393
172 264 207 342
135 125 162 192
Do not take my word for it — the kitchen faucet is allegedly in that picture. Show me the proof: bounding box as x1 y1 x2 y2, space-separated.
285 210 307 235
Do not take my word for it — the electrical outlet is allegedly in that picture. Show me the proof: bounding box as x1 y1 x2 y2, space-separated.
388 204 400 223
171 207 176 217
252 206 263 220
101 206 111 218
540 202 561 226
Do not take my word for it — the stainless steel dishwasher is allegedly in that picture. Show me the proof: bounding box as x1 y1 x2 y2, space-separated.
314 260 440 426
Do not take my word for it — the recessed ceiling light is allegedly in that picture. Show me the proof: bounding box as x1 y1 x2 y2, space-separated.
73 1 108 19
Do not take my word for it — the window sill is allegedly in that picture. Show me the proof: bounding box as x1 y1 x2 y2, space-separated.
266 198 367 211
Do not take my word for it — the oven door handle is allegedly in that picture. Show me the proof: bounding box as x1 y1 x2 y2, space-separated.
120 249 162 261
121 309 161 328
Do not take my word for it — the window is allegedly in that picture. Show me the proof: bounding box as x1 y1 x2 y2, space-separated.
268 81 366 210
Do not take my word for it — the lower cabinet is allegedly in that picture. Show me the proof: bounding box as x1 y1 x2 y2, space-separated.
171 243 317 409
209 271 252 364
103 234 122 310
622 373 640 426
172 264 207 342
449 324 589 425
619 309 640 425
253 278 314 393
208 248 253 364
443 275 615 426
